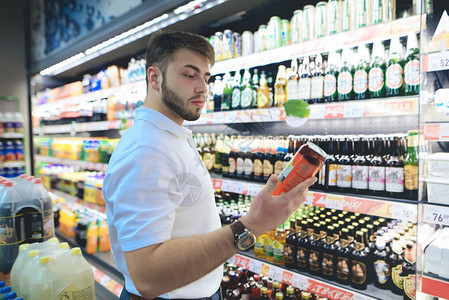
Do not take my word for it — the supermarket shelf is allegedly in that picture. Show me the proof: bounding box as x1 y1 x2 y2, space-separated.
211 174 417 221
0 161 25 168
423 122 449 141
422 50 449 72
35 154 108 172
211 15 423 75
185 96 418 125
34 119 133 135
229 250 401 300
421 273 449 299
55 229 123 298
421 202 449 226
51 189 106 214
0 132 24 138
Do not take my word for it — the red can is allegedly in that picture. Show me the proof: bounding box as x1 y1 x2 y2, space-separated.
273 142 327 195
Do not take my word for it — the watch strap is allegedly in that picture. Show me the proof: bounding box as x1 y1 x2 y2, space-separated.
230 220 246 245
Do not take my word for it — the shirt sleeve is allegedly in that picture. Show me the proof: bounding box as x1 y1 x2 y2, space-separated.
103 144 182 252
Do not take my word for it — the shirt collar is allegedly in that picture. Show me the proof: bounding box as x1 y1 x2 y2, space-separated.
134 107 192 138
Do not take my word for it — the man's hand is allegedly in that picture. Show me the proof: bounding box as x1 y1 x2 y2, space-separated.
239 174 316 237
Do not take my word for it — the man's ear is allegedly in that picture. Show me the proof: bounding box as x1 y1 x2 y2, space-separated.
147 66 161 91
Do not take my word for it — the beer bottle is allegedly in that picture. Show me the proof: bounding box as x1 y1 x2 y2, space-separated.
285 286 295 300
351 231 369 290
287 59 300 101
260 287 270 300
325 138 338 192
373 230 391 289
389 236 405 295
354 45 370 100
274 65 287 107
221 135 231 177
338 48 354 101
273 225 286 266
202 133 214 172
386 137 405 198
257 71 271 109
337 138 353 193
283 135 296 163
265 228 275 262
284 218 298 269
369 41 386 98
274 137 286 176
236 137 246 180
298 56 312 103
228 136 237 178
321 225 337 280
309 223 322 276
213 76 223 112
214 134 224 174
404 32 420 96
222 72 232 111
311 54 325 103
352 138 369 194
324 51 339 102
253 137 264 182
263 137 276 182
336 227 352 284
401 242 416 300
244 138 255 181
251 69 260 108
386 36 405 97
231 70 242 110
240 69 253 110
404 130 418 200
369 138 386 196
267 72 275 107
296 220 310 272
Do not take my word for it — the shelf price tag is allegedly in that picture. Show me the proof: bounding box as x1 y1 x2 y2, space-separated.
214 112 224 124
247 184 261 196
310 105 326 119
423 51 449 72
232 182 244 194
423 204 449 226
221 180 233 192
225 111 238 123
391 203 417 222
261 263 270 276
291 274 308 291
344 103 364 118
212 179 223 190
324 104 345 119
268 266 283 282
281 270 294 286
249 259 263 274
234 254 251 269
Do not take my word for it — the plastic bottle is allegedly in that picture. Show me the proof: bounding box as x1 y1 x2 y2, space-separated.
0 181 24 275
3 113 14 134
18 249 40 299
30 256 56 300
86 220 98 254
0 112 5 133
13 112 23 134
98 220 111 252
4 291 17 300
10 243 30 293
0 287 12 299
55 247 95 299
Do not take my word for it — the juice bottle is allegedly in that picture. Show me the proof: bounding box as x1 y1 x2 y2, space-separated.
86 220 98 254
273 225 286 266
257 71 271 109
99 220 111 252
254 231 266 259
264 229 275 262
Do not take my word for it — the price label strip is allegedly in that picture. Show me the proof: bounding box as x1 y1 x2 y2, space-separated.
423 204 449 226
221 180 233 193
231 182 244 194
423 51 449 72
247 183 262 196
391 203 417 222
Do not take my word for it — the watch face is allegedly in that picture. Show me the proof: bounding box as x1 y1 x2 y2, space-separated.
237 231 256 251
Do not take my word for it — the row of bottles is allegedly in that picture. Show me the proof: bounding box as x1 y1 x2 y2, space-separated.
221 263 327 300
208 34 420 112
253 204 416 297
193 130 419 200
0 281 21 299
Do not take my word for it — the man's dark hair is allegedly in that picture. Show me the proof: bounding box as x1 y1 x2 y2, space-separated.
145 31 215 82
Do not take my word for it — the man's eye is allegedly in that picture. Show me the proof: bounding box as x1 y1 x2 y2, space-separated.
185 74 195 79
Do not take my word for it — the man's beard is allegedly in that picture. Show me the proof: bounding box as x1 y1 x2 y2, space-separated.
161 79 202 121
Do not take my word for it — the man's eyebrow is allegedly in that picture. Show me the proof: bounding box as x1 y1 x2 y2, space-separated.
184 64 211 77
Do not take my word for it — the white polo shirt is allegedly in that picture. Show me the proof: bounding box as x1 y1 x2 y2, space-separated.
103 107 222 298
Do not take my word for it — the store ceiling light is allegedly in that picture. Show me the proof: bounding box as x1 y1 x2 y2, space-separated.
39 0 226 77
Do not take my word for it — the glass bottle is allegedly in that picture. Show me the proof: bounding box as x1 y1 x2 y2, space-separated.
213 76 223 112
274 137 286 176
337 48 354 101
404 32 420 96
214 134 224 174
324 51 339 102
257 71 271 108
284 218 298 269
267 72 275 107
287 58 300 101
401 242 416 300
325 138 338 192
222 72 233 110
263 137 276 182
321 225 337 280
352 137 369 194
228 136 238 178
296 220 310 272
404 130 418 200
389 236 405 295
221 135 231 177
253 138 264 182
337 138 353 193
368 138 386 196
369 41 386 98
311 54 325 103
273 225 286 266
336 227 352 284
298 56 312 103
373 230 391 289
386 137 405 198
240 69 253 110
354 45 370 100
309 223 322 276
351 231 369 290
236 137 246 180
244 138 255 181
386 36 405 97
274 65 287 107
231 70 242 110
252 69 260 108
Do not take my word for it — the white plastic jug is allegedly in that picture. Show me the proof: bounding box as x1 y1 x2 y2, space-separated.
9 243 30 293
30 255 56 300
18 249 40 299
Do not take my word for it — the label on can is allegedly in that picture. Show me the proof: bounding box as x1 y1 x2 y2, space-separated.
386 63 404 89
369 67 385 92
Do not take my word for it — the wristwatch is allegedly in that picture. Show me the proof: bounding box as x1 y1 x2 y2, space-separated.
230 220 256 251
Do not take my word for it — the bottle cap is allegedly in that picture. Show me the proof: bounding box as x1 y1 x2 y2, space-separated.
71 247 82 255
33 178 42 184
3 181 13 187
407 32 419 52
372 41 385 59
19 244 30 251
59 242 70 249
390 36 403 56
29 249 39 257
261 287 268 294
48 237 59 244
39 255 51 264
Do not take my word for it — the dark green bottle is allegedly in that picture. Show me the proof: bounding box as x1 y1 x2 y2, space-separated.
404 33 420 96
251 69 259 108
369 41 386 98
386 37 405 97
240 69 253 110
231 70 242 110
267 72 275 107
337 48 354 101
324 51 339 102
221 72 232 111
354 45 370 100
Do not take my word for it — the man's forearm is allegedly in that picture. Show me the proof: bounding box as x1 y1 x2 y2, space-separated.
126 225 238 298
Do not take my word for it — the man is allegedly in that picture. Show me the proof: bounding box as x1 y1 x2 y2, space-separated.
103 31 315 300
